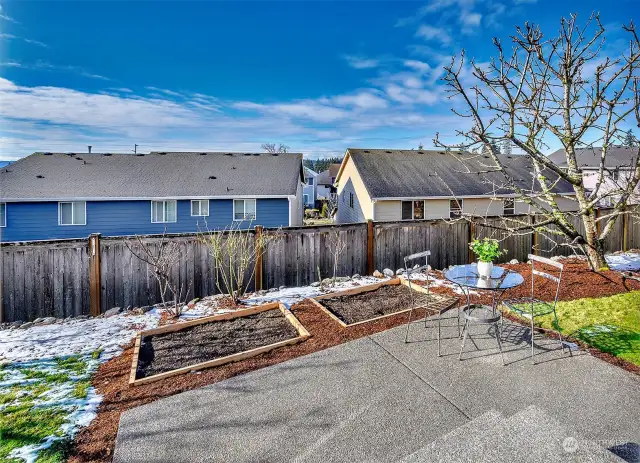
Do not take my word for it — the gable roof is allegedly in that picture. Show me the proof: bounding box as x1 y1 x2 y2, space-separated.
1 151 304 201
548 146 640 169
337 148 574 199
303 166 318 179
317 163 341 185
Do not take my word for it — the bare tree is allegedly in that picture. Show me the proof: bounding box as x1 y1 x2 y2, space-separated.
200 223 282 304
261 143 290 153
327 228 347 287
435 13 640 270
125 234 190 317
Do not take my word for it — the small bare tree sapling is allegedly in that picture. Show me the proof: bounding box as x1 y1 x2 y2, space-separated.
327 228 347 287
200 223 282 304
125 233 191 318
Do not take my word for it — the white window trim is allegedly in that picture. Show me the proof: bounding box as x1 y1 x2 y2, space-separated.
449 199 463 218
150 200 178 223
233 198 257 221
58 201 87 226
503 198 515 216
0 202 5 227
401 200 426 221
190 199 209 217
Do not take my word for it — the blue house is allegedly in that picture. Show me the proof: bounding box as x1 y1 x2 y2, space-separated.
0 151 305 242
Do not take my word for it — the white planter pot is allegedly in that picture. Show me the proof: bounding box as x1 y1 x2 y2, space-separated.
477 260 493 279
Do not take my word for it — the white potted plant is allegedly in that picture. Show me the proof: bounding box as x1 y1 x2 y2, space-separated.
469 238 506 279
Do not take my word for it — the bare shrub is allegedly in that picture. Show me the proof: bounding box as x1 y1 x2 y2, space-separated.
327 228 347 287
200 223 282 304
125 233 190 317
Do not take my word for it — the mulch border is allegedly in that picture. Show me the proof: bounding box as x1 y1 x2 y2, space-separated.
129 302 310 386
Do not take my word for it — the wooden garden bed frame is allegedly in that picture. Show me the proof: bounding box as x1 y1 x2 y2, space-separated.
129 302 310 386
310 278 429 328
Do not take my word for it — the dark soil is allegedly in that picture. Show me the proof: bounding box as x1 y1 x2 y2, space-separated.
68 259 640 463
321 284 416 325
137 309 299 379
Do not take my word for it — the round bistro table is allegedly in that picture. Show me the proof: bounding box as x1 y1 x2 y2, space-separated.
443 264 524 365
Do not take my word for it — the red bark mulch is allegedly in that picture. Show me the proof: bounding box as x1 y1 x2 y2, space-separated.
68 259 640 463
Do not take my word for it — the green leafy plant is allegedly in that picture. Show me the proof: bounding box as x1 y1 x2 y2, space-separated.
469 238 505 262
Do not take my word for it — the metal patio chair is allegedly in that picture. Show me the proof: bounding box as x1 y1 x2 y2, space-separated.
403 250 460 356
503 254 566 364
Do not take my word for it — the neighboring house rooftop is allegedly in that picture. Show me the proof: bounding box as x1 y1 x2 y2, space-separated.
1 151 304 201
303 166 318 179
548 146 640 169
317 163 341 186
337 148 574 199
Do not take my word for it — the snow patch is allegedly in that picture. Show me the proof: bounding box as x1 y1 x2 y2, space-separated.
606 252 640 272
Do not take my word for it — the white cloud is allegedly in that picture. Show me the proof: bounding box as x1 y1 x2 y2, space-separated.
0 32 47 47
342 55 379 69
461 12 482 27
415 25 451 45
332 91 389 109
145 86 183 97
0 4 18 23
404 60 431 73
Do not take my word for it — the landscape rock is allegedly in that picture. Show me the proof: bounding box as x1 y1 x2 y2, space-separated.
383 268 394 277
104 307 122 318
396 268 405 275
373 270 384 278
509 259 519 265
279 286 287 291
413 264 420 269
11 320 23 328
19 322 34 330
138 306 153 314
352 274 361 280
551 256 564 262
39 317 57 326
33 317 44 324
75 315 90 320
310 281 321 287
257 290 268 296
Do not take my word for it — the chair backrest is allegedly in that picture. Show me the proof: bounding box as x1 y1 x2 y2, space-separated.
527 254 563 305
403 250 431 294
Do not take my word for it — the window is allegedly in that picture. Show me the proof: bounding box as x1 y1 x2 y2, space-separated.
233 199 256 221
349 192 354 208
303 194 309 205
402 200 425 220
307 177 314 186
58 201 86 225
151 200 177 223
449 199 463 218
331 177 335 183
503 198 515 216
612 170 620 181
0 203 5 227
191 199 209 217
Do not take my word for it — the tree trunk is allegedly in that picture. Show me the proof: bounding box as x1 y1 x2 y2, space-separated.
583 215 609 270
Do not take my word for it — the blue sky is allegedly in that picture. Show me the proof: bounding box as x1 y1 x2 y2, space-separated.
0 0 638 161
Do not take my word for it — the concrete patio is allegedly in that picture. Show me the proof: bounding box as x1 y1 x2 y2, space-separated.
114 313 640 462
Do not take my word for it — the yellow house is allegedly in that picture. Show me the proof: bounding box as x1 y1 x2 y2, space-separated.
334 148 578 223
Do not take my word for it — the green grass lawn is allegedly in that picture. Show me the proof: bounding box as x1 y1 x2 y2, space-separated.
0 354 98 463
507 291 640 366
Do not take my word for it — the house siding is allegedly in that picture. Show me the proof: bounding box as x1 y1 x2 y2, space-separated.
336 157 373 223
0 198 290 242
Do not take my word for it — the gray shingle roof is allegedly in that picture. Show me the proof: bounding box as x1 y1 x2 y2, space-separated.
344 148 574 199
1 152 303 200
548 147 640 169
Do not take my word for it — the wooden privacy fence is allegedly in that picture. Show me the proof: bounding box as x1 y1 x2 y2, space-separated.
1 209 639 322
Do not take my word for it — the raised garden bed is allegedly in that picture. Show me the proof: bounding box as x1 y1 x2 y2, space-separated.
310 279 431 327
129 302 310 386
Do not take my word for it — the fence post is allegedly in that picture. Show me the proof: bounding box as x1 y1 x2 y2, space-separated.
531 215 538 256
255 226 263 291
88 233 102 317
367 220 374 275
622 212 629 252
467 221 476 263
